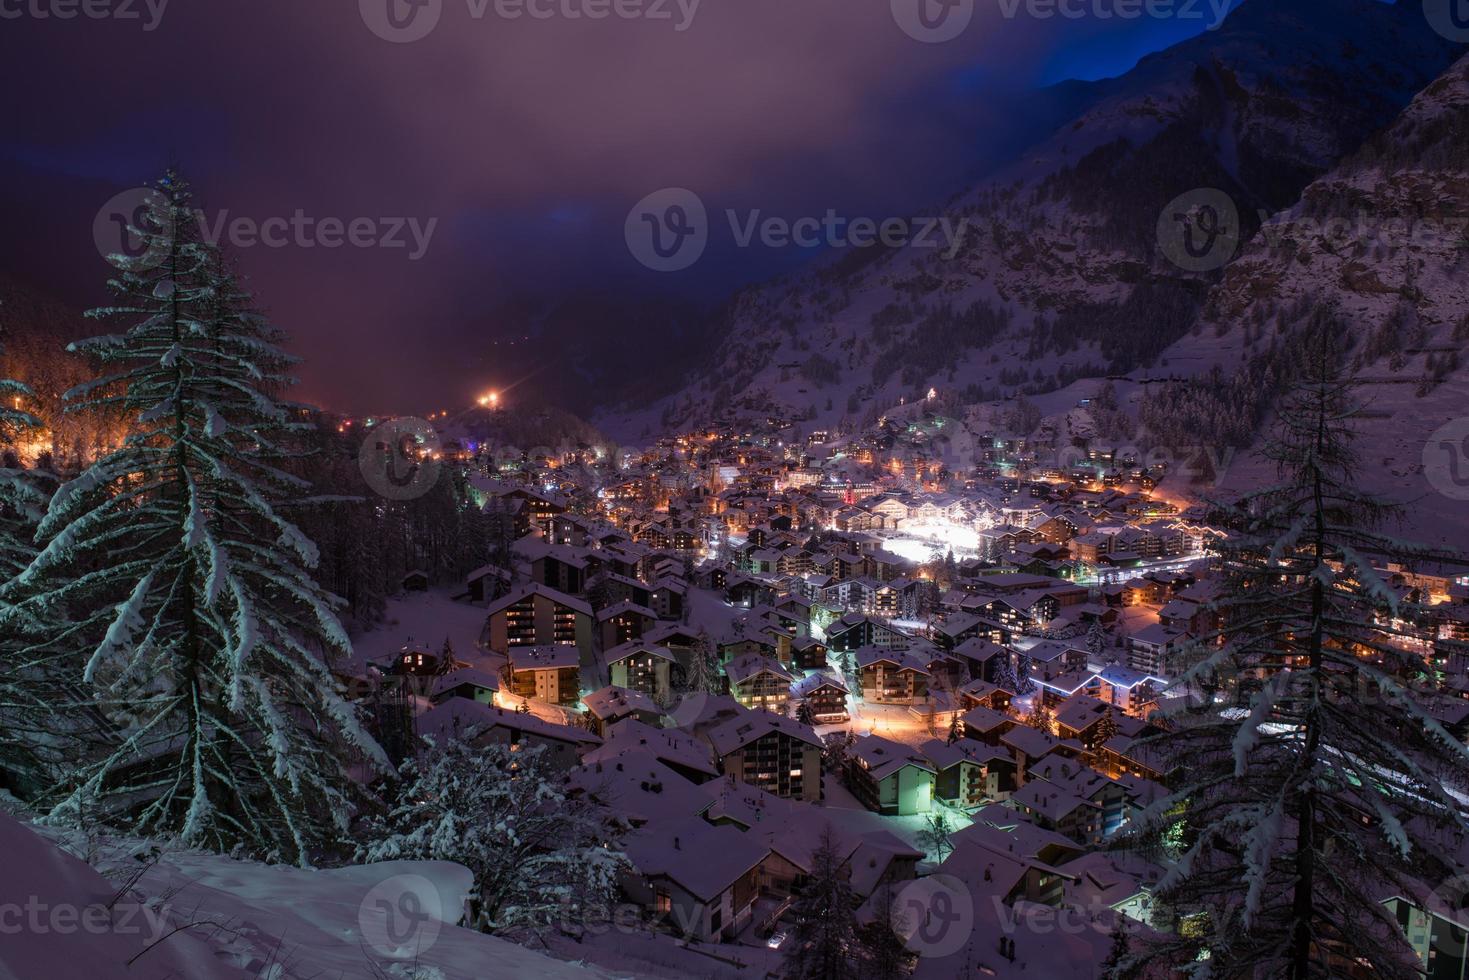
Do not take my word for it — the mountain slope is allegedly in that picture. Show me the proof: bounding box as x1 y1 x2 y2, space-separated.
1153 49 1469 552
603 0 1462 440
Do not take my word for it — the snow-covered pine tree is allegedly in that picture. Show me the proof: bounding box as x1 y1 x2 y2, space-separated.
785 825 858 980
361 737 625 939
1120 329 1469 979
0 362 66 796
855 881 910 980
1013 653 1036 695
993 651 1020 695
10 171 389 861
683 628 722 695
0 370 46 580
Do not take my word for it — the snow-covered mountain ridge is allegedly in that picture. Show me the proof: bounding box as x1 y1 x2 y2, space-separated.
600 0 1462 441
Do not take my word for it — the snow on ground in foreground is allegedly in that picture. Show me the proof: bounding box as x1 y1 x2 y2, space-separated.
0 809 615 980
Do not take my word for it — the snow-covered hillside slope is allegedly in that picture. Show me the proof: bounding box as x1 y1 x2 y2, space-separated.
600 0 1461 442
1161 50 1469 553
0 810 609 980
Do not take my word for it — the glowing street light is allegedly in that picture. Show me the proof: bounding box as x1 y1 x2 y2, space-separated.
478 391 501 409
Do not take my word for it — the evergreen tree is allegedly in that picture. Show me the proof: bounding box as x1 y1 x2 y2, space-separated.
786 826 858 980
361 738 625 939
856 882 910 980
1120 339 1469 978
1086 618 1108 658
1013 653 1036 695
1026 697 1054 734
1100 924 1133 979
795 698 816 726
0 372 46 580
0 363 66 795
946 707 963 745
9 172 388 861
683 629 722 695
993 651 1021 695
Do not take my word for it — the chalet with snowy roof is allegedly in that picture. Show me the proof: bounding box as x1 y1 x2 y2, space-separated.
622 817 768 942
505 644 581 706
1051 693 1122 753
1061 852 1163 928
1099 734 1169 782
580 720 718 784
855 646 932 704
581 685 663 736
845 734 936 815
596 600 658 649
1001 726 1084 784
428 667 501 706
462 563 514 604
791 671 849 724
961 703 1019 745
1007 779 1103 844
825 613 911 652
589 569 653 609
484 583 594 665
981 590 1061 631
643 622 702 652
921 737 1015 807
669 692 745 737
417 698 598 770
1094 664 1166 717
704 711 823 802
723 652 796 712
570 754 714 829
1020 639 1090 674
495 486 566 535
603 641 676 702
790 635 829 671
947 637 1012 685
523 543 591 595
1127 623 1189 674
1033 667 1102 709
959 677 1016 713
951 803 1088 874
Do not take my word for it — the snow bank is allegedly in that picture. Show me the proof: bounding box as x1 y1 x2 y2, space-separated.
0 810 614 980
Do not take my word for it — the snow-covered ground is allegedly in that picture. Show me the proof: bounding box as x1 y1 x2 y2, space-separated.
0 810 614 980
346 590 498 676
